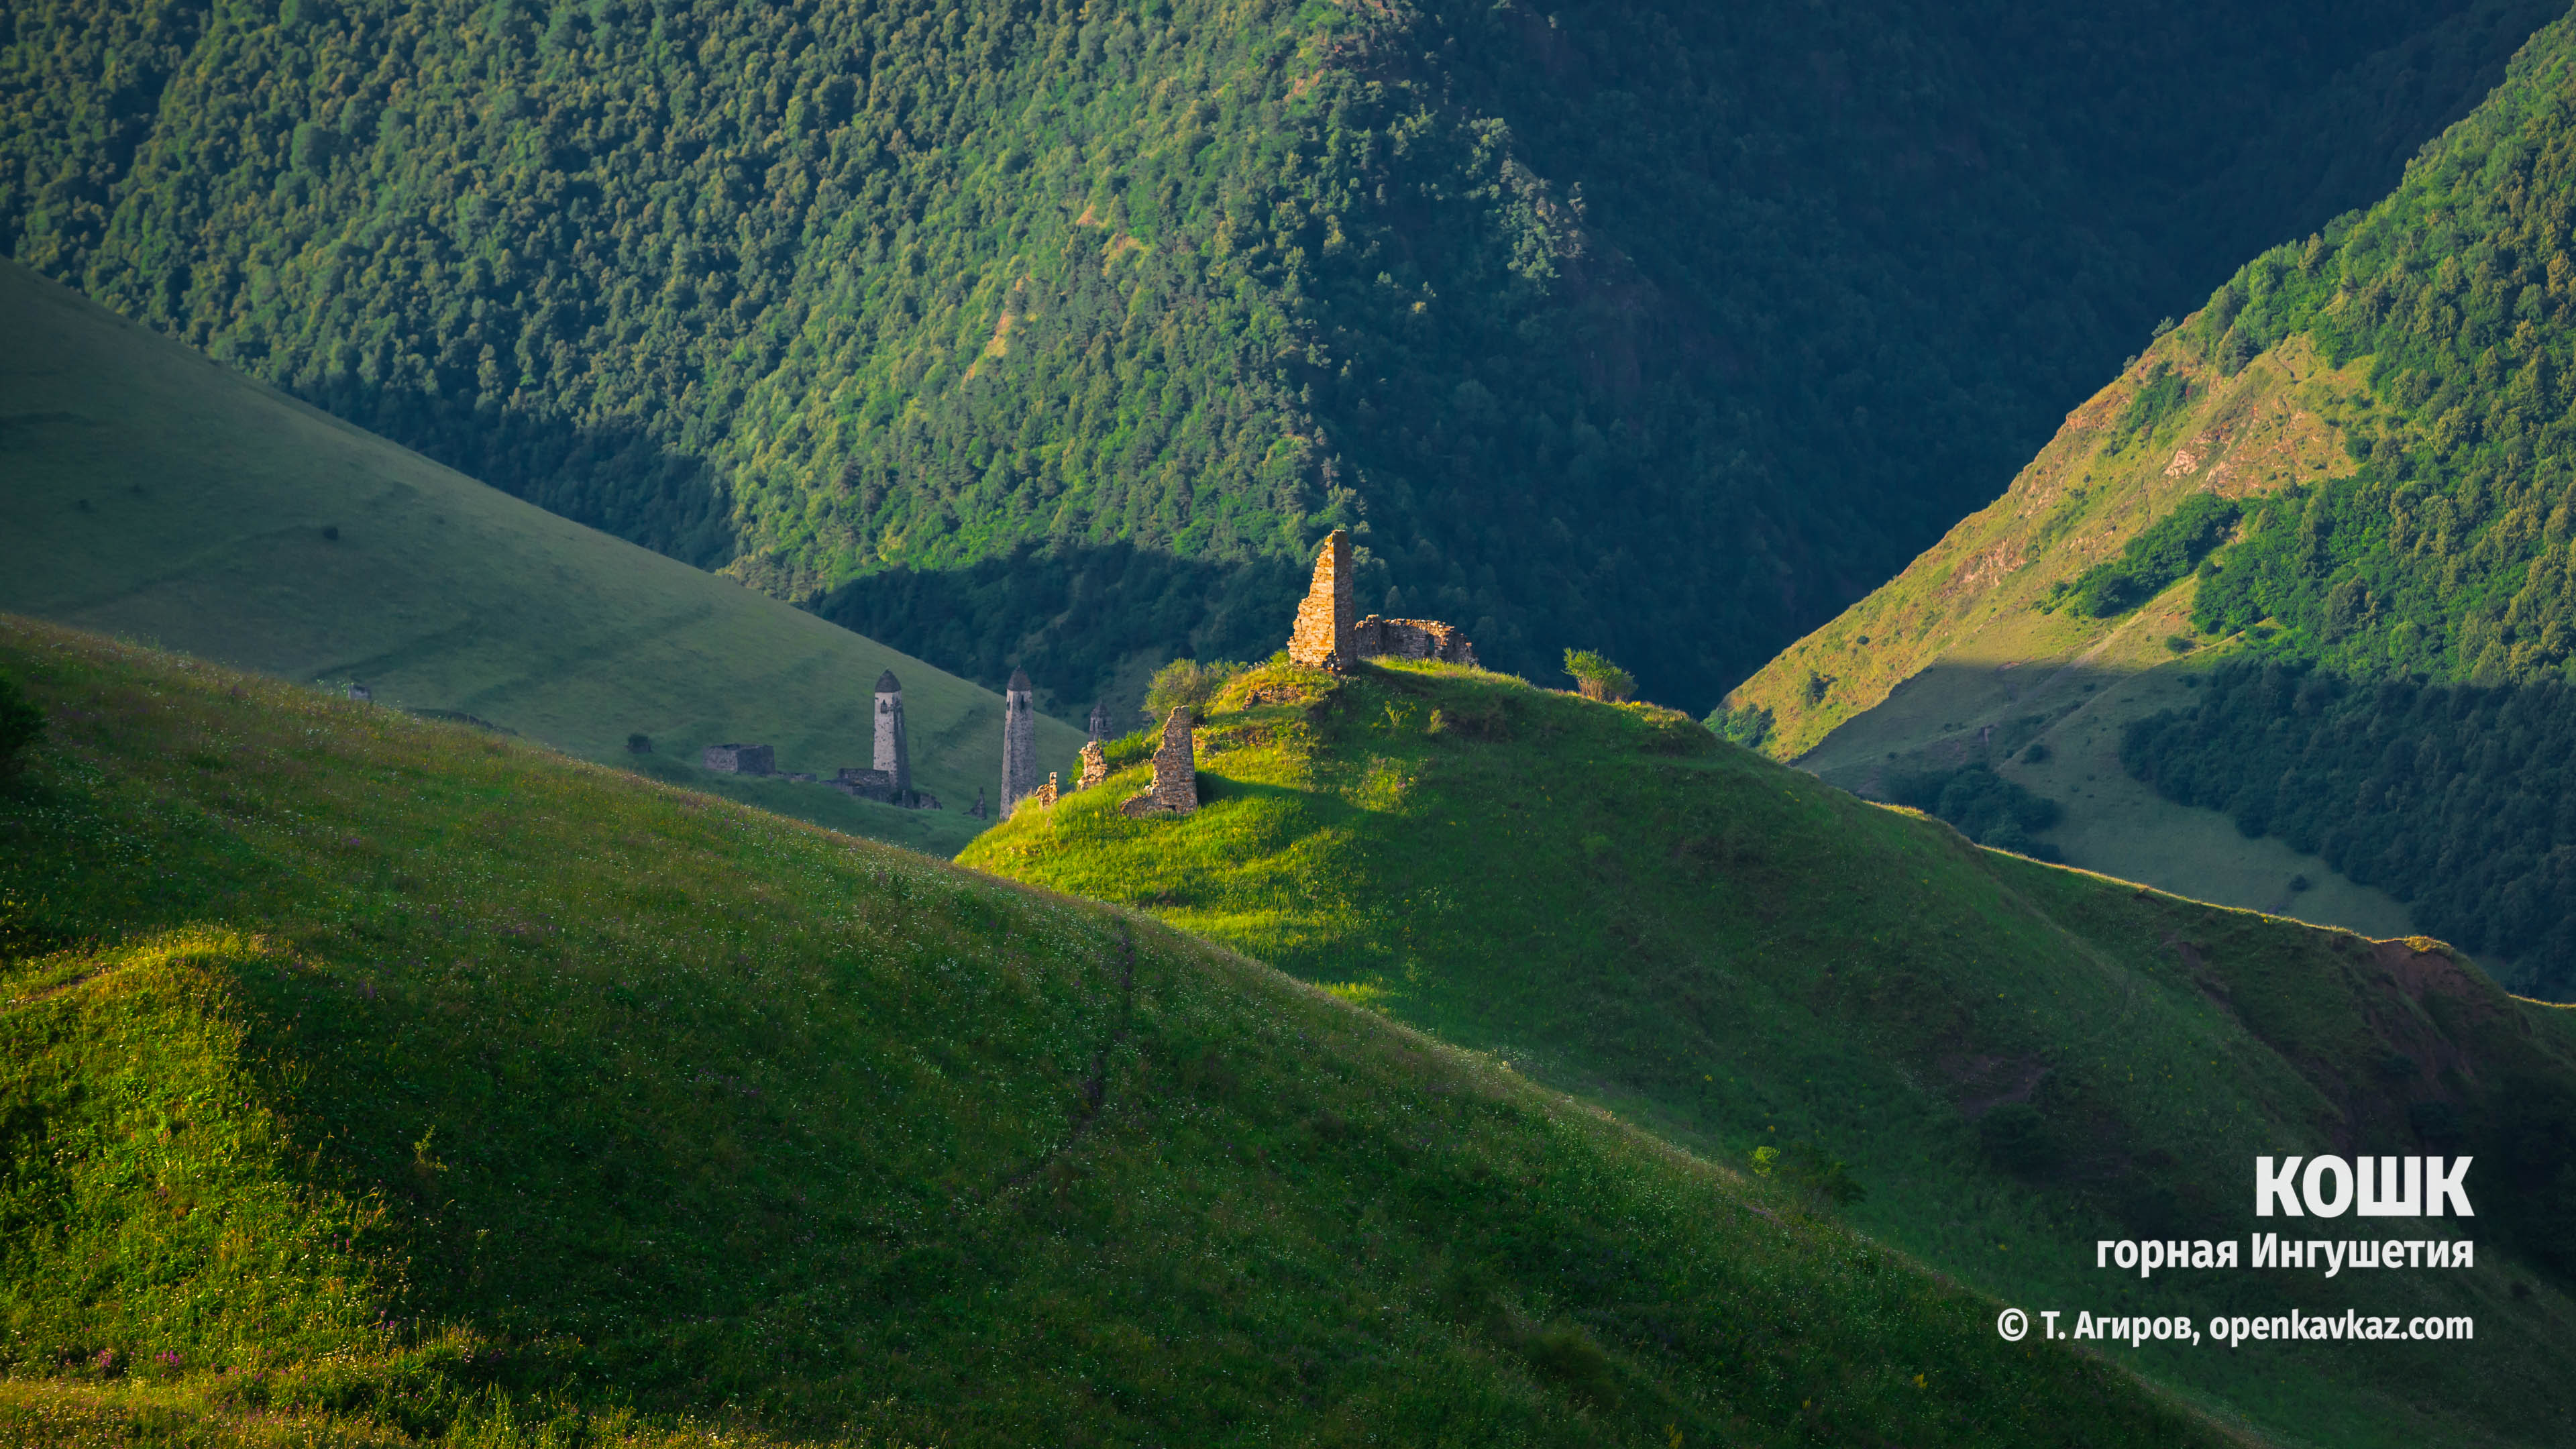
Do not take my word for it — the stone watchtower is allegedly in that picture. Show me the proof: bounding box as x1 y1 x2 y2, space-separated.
873 669 911 802
1088 700 1110 743
1002 667 1040 814
1287 529 1355 671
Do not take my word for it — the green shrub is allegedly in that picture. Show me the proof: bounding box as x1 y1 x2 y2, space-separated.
1884 764 2062 859
2048 493 2241 619
1100 728 1159 772
1563 650 1635 702
1709 702 1774 750
1144 658 1246 721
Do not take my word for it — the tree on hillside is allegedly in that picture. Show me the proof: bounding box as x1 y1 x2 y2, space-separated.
1564 650 1635 702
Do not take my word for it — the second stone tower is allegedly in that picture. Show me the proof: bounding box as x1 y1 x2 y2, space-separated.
1002 667 1040 814
872 669 910 802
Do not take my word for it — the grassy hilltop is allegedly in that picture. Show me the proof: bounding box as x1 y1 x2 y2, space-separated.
966 656 2576 1449
0 260 1083 854
0 615 2237 1447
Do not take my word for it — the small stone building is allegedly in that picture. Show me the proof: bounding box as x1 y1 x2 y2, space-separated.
702 743 775 775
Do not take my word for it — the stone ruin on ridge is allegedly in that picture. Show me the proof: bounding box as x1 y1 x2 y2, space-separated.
1120 706 1200 817
1285 529 1479 672
1074 700 1110 791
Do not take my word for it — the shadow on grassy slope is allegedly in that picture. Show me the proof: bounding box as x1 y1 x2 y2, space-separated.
0 263 1081 854
966 656 2576 1449
0 616 2232 1448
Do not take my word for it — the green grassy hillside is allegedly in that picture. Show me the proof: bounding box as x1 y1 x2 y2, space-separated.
3 0 2560 707
965 656 2576 1449
0 614 2239 1448
0 260 1084 855
1718 325 2418 939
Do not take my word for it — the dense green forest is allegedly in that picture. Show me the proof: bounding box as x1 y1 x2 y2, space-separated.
2100 16 2576 994
2125 662 2576 996
3 0 2558 708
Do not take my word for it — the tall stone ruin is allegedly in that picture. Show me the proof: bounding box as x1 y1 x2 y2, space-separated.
1283 529 1479 669
1120 706 1200 817
1088 700 1110 742
873 669 911 800
1287 529 1356 671
1002 667 1040 815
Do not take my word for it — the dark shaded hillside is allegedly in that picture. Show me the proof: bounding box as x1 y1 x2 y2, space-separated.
2078 15 2576 997
2 0 2559 709
0 615 2235 1446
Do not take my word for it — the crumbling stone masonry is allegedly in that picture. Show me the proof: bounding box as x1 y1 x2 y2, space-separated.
1120 707 1200 817
873 669 912 800
1286 530 1356 671
833 766 900 802
1077 740 1108 791
702 743 775 775
1002 667 1040 814
1350 615 1479 667
1284 531 1480 671
1016 771 1061 817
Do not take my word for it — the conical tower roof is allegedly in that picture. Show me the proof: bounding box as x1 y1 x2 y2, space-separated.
1008 667 1032 693
874 669 900 693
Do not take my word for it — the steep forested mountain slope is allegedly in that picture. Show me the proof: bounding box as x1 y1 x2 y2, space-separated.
0 262 1082 853
2 0 2559 710
0 617 2234 1448
1735 14 2576 999
967 656 2576 1449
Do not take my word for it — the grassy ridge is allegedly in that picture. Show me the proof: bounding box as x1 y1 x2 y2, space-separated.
0 260 1084 853
965 657 2576 1448
0 615 2229 1447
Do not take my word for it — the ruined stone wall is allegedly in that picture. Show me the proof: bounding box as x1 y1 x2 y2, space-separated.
1120 707 1200 817
702 743 775 775
1350 616 1479 667
1285 530 1354 671
833 767 898 803
1077 740 1108 791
